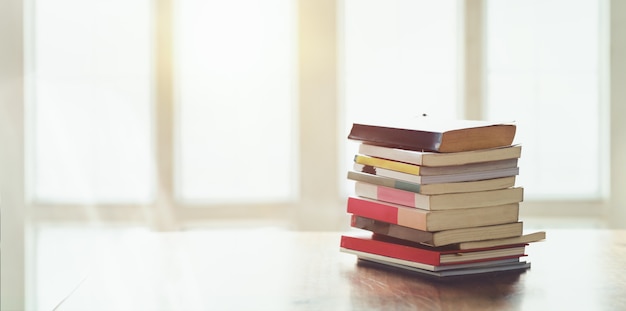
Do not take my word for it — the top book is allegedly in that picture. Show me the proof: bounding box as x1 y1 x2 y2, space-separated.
348 117 517 153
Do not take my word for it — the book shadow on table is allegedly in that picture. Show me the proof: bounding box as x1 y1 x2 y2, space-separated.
346 259 526 310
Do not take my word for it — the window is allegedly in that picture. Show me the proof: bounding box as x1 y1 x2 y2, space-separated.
175 0 297 204
342 0 459 121
485 0 605 200
16 0 616 226
29 0 153 203
27 0 298 208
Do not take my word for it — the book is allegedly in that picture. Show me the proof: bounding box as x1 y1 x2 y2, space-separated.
342 247 524 272
347 117 516 153
346 196 520 231
455 231 547 250
353 253 531 277
354 181 524 210
352 254 520 271
351 215 524 247
354 154 518 176
340 234 527 266
347 171 516 195
358 143 522 167
354 163 520 184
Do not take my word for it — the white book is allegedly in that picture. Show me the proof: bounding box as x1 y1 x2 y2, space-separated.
354 251 531 277
353 163 520 185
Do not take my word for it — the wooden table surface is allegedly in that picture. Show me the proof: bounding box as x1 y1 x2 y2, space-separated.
56 228 626 311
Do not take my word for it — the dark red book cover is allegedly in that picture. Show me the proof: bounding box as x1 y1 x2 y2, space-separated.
347 118 516 153
348 123 443 152
340 234 526 266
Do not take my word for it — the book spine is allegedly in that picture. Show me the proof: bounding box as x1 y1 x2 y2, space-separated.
428 187 524 210
420 167 519 184
355 181 429 209
348 124 443 152
357 182 524 211
347 171 423 193
354 154 421 175
353 163 424 184
457 232 546 250
351 215 434 244
359 143 425 165
340 235 442 265
346 197 428 230
422 145 522 166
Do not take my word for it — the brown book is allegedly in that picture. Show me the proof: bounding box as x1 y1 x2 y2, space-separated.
351 215 523 247
353 163 519 184
348 117 516 153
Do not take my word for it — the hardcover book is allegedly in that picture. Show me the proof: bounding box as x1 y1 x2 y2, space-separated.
351 215 524 247
347 171 517 195
354 181 524 210
346 196 520 231
347 117 516 153
340 234 527 266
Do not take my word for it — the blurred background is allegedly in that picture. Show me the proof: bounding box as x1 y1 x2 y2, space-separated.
2 0 625 309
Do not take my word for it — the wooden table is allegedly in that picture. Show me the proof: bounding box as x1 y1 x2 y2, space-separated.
56 228 626 311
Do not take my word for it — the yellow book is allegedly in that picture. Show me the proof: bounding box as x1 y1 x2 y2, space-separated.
354 154 518 176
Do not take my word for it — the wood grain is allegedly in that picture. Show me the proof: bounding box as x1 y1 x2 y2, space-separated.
55 228 626 311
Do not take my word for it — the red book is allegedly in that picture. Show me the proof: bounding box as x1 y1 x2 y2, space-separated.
340 233 526 267
354 181 524 210
346 196 519 231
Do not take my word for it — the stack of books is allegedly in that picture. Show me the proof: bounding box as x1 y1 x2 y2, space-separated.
340 117 546 278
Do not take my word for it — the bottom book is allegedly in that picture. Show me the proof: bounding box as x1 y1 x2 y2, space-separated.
340 234 527 267
349 249 531 278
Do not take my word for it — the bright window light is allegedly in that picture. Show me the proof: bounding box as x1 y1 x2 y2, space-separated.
30 0 153 203
174 0 297 203
486 0 602 200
